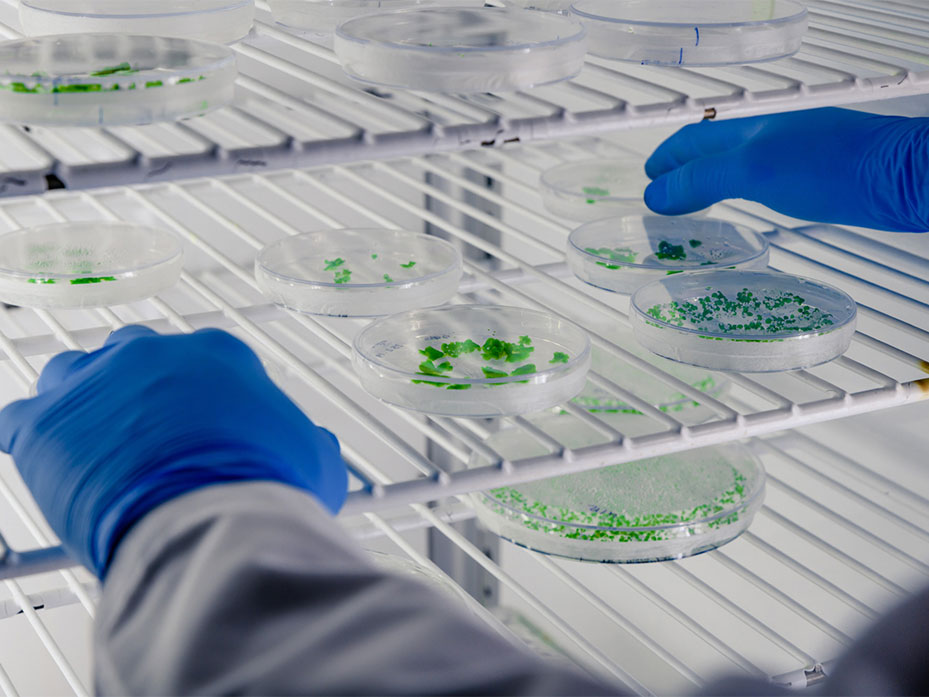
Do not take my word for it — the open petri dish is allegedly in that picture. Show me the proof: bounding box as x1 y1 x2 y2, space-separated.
470 415 765 563
269 0 482 34
630 269 858 372
568 215 769 294
0 221 183 309
19 0 255 44
0 35 236 127
540 158 652 221
572 327 729 422
352 304 591 417
334 7 588 93
571 0 808 66
255 229 463 318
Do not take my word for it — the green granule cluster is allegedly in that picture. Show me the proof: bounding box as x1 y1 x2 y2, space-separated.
585 246 637 270
383 274 394 283
68 276 117 285
487 468 748 543
333 269 352 284
371 253 378 259
412 336 567 390
689 239 702 248
571 375 717 415
324 258 345 270
656 240 686 260
581 186 610 204
400 260 416 269
645 287 835 340
27 278 55 284
90 62 137 77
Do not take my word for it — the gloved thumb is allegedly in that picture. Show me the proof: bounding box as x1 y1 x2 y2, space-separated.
37 351 91 394
644 150 745 216
0 398 37 454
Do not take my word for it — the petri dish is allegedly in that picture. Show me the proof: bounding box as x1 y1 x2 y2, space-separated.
352 304 591 417
0 221 183 309
19 0 255 44
255 229 463 318
571 0 808 66
269 0 482 34
571 324 729 422
470 415 765 563
501 0 574 12
630 269 858 372
567 215 769 295
540 158 652 221
334 7 588 93
0 34 236 127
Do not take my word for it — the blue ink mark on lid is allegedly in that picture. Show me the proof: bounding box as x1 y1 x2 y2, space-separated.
695 26 700 46
678 47 683 64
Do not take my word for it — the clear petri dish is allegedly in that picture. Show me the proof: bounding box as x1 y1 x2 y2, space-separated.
470 415 765 563
630 269 858 372
0 34 236 127
571 324 729 422
255 229 463 318
571 0 808 66
540 158 652 221
269 0 482 34
352 304 591 417
334 7 588 93
500 0 573 13
0 221 183 309
19 0 255 44
567 215 769 294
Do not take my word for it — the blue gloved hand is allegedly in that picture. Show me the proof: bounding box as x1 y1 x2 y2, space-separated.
0 326 348 579
644 107 929 232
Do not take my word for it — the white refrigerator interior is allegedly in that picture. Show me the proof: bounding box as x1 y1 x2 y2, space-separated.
0 0 927 694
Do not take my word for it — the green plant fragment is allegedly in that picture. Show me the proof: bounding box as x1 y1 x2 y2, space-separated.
550 352 569 364
70 276 116 285
400 260 416 268
656 240 686 260
383 274 394 283
323 257 345 270
419 346 444 361
90 62 136 77
689 239 702 248
145 80 163 88
510 364 536 376
445 383 471 390
482 366 508 379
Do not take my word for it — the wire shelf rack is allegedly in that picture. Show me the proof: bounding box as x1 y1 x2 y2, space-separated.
0 0 928 193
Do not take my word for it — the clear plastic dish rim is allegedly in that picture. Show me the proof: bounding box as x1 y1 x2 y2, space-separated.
570 0 807 29
539 157 648 205
20 0 251 19
0 222 184 281
630 268 858 342
256 229 463 290
569 215 770 272
0 34 235 89
477 443 766 533
352 304 592 387
335 6 587 55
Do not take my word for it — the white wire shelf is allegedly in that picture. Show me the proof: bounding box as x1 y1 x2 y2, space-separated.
0 0 929 193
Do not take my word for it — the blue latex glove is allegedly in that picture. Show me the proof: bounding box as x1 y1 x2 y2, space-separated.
0 326 348 579
644 107 929 232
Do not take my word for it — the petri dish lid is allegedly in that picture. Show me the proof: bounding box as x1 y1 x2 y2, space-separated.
540 158 652 222
334 7 588 93
352 304 592 417
0 221 184 309
567 215 769 294
19 0 255 44
571 0 808 66
0 34 237 127
630 269 858 372
254 229 463 318
471 414 766 563
268 0 483 34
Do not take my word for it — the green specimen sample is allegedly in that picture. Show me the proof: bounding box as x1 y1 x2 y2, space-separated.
69 276 117 285
581 186 610 204
383 274 394 283
656 240 686 260
550 352 569 364
400 260 416 269
689 239 702 248
419 346 444 361
333 269 352 284
90 62 137 77
323 258 345 270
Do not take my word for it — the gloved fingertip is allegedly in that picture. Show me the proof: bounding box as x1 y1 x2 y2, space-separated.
643 178 672 214
104 325 159 347
37 350 90 394
0 398 35 454
320 427 341 453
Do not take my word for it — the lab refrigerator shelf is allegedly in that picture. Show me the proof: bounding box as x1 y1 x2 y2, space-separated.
0 0 929 192
0 135 927 694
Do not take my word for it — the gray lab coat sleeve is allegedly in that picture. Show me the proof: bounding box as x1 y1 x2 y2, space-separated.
93 481 624 696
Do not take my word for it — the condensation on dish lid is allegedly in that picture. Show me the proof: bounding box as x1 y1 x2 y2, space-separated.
570 0 808 66
269 0 482 34
470 414 766 563
333 7 588 93
255 229 463 318
630 269 858 373
540 158 652 222
0 221 183 309
571 324 730 424
0 34 236 127
352 304 591 418
567 215 769 294
19 0 254 43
